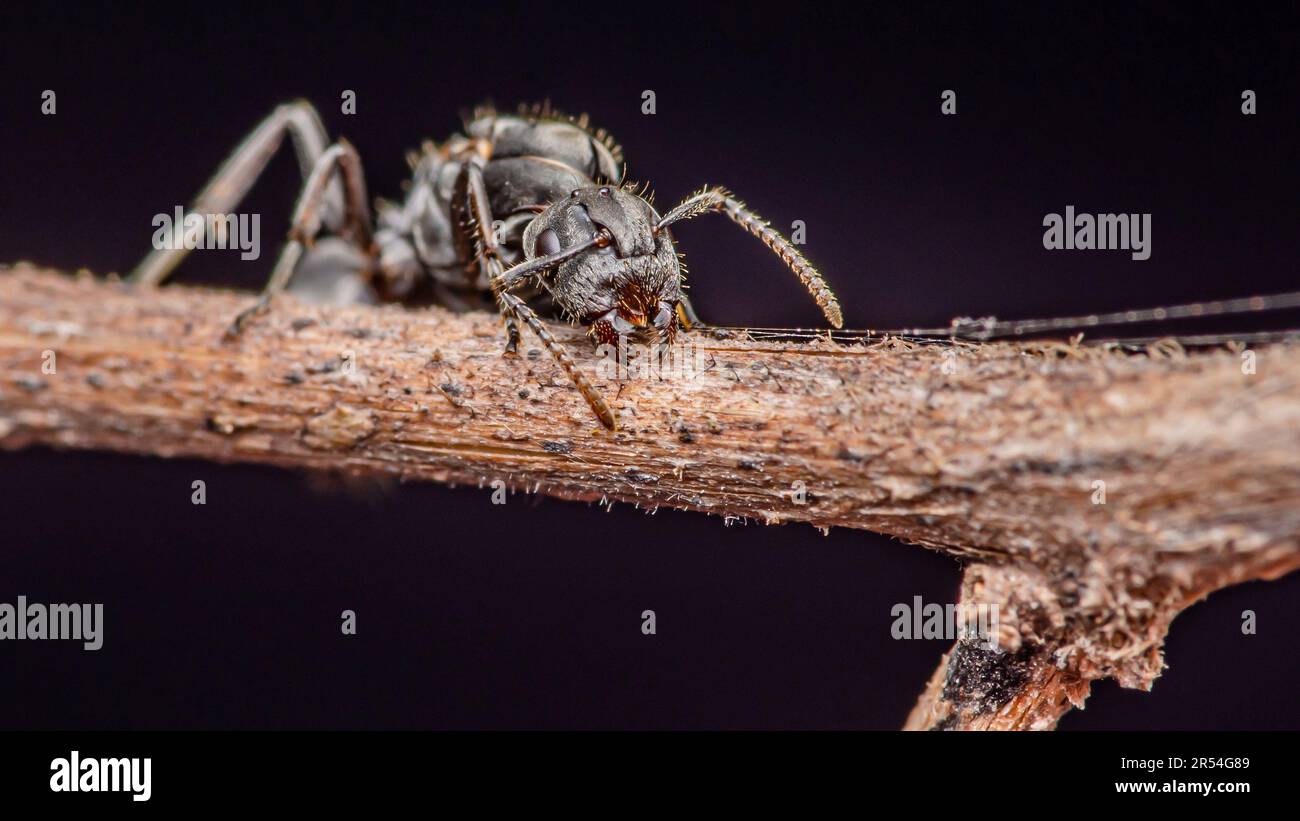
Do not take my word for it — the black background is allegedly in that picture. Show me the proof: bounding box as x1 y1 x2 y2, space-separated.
0 2 1297 729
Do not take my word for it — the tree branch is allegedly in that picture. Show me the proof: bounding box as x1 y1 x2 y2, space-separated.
3 264 1298 729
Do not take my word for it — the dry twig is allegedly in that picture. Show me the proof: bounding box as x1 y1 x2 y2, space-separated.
2 264 1297 729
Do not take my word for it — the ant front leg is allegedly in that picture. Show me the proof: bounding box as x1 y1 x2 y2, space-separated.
498 292 617 431
462 163 521 353
487 236 618 430
657 186 843 328
227 139 376 336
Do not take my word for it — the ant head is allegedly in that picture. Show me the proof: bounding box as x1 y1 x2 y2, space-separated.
523 184 681 346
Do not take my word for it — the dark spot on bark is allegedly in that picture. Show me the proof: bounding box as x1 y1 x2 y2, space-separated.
737 459 763 471
439 382 461 397
942 642 1036 717
85 373 106 389
284 372 304 385
16 376 47 392
527 348 542 360
930 713 959 732
518 389 530 399
344 328 371 339
1009 459 1067 475
837 447 875 463
1058 568 1081 609
541 440 572 454
291 318 315 331
667 418 695 444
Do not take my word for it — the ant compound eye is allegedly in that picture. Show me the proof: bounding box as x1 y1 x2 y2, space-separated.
536 228 562 256
598 187 611 197
570 189 581 198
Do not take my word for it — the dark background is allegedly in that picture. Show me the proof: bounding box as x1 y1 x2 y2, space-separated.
0 2 1297 729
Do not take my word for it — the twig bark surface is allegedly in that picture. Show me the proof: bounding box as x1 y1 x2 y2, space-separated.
3 264 1298 729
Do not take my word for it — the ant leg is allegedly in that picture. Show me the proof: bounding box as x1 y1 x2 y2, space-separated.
461 163 521 353
656 186 843 328
130 100 345 287
226 140 375 336
499 291 617 431
484 236 616 428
